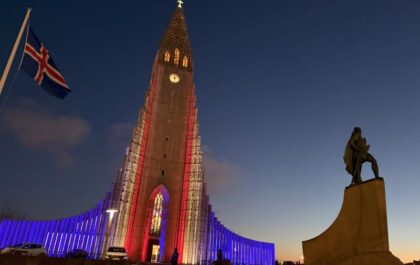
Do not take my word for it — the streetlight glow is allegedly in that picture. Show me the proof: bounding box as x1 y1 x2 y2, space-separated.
102 208 119 258
106 208 118 220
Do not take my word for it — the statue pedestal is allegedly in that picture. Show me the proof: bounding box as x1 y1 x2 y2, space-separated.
302 178 403 265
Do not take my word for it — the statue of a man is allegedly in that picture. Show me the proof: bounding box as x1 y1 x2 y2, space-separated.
343 127 380 184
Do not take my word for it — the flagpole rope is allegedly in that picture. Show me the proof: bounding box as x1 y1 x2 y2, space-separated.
0 69 20 114
0 8 31 95
0 23 30 114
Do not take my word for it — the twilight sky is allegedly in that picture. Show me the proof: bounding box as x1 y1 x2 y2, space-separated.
1 0 420 262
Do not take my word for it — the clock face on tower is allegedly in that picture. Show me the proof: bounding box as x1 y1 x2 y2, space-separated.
169 73 180 83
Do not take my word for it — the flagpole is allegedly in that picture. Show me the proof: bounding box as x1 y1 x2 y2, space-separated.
0 7 32 96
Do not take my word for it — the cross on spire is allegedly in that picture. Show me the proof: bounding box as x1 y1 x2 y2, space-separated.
178 0 183 8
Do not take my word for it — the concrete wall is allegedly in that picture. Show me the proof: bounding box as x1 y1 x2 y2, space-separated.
302 178 403 265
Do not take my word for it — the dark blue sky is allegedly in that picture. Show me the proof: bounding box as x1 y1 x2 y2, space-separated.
1 0 420 262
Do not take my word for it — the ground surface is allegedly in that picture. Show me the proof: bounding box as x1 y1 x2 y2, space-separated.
0 255 136 265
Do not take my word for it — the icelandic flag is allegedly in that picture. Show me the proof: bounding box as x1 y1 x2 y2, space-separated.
20 26 71 99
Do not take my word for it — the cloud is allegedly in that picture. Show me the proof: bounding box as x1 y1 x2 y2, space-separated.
0 99 91 167
202 145 242 194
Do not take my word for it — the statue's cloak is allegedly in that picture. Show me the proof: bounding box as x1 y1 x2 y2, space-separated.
343 141 353 174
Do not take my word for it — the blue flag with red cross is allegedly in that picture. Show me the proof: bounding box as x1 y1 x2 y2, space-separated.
20 26 71 99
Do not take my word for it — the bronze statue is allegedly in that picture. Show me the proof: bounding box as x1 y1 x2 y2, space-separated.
343 127 380 184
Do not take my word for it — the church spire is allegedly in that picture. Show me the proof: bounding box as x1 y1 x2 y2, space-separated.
158 7 193 71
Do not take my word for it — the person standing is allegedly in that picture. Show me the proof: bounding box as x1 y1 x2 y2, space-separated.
171 248 179 265
217 249 223 264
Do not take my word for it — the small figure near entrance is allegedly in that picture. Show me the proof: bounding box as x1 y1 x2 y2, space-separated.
212 249 231 265
343 127 380 185
171 248 179 265
217 249 223 264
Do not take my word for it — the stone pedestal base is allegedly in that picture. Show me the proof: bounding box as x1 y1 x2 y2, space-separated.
302 178 403 265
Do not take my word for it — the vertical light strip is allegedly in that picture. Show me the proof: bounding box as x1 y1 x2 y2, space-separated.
124 61 158 255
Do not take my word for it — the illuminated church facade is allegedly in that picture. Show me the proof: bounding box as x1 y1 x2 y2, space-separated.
0 6 275 265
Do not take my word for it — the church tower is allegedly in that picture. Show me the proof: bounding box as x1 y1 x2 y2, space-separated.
109 5 205 262
106 4 275 263
0 4 275 265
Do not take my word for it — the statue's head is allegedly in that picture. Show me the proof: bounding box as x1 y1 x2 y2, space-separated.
353 127 362 133
352 127 362 136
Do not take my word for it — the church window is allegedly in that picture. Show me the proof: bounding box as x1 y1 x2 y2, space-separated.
174 48 180 65
150 193 163 234
164 51 171 62
182 56 189 68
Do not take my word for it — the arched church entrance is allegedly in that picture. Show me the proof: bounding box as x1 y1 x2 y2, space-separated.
141 185 170 263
